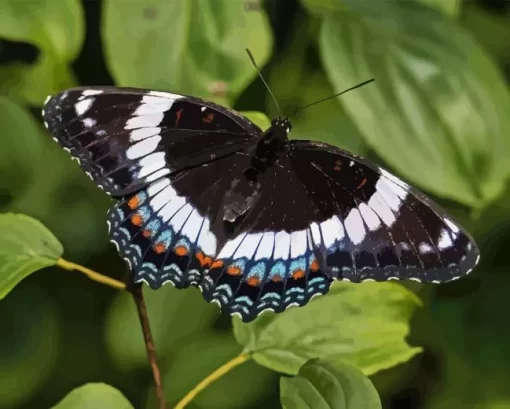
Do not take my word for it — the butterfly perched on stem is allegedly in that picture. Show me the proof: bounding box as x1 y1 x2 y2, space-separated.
42 86 479 322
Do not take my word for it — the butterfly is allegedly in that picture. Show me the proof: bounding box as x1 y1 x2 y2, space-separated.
42 86 480 322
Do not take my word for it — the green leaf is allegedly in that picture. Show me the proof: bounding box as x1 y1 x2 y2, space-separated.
233 281 422 376
241 111 271 131
299 0 348 14
51 383 134 409
103 0 273 106
290 69 367 156
418 0 460 18
318 2 510 208
0 96 110 259
0 213 62 300
461 2 510 61
0 285 60 408
300 0 460 18
280 359 381 409
155 334 276 409
104 285 218 370
0 0 83 104
423 272 510 409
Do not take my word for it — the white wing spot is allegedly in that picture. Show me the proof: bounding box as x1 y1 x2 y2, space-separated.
418 242 434 254
82 117 96 127
437 228 454 250
319 216 344 248
126 135 161 159
233 233 263 259
145 168 170 182
158 196 186 222
255 232 274 259
290 229 307 258
197 218 217 255
75 98 94 116
358 203 381 231
367 191 396 226
125 112 164 129
147 177 170 196
82 89 104 97
380 168 409 190
444 218 460 234
218 233 247 259
135 95 174 116
130 127 160 142
344 209 366 245
273 231 291 260
137 152 166 178
310 222 322 246
375 178 403 212
180 209 203 243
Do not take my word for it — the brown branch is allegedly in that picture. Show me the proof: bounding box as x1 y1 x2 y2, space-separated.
125 274 167 409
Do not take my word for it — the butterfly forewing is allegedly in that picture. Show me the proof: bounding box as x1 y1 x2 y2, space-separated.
43 87 261 196
289 141 479 283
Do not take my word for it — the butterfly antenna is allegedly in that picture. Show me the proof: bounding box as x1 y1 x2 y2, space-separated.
291 78 375 117
246 48 282 117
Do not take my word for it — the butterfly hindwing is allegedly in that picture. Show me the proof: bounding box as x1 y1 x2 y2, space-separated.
108 176 216 289
194 154 336 321
43 87 261 196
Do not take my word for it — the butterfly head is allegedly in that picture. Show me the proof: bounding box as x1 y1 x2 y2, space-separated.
271 116 292 135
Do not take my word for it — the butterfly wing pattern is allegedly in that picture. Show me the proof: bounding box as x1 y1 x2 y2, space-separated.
43 87 480 322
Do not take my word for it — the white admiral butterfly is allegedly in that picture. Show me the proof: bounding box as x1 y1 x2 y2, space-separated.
42 85 479 322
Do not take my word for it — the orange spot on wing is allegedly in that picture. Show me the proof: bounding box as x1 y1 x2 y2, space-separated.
211 260 224 269
357 177 367 190
271 274 282 282
196 251 212 267
247 276 260 286
292 269 305 279
334 160 342 171
142 229 152 238
174 246 189 256
227 265 242 276
131 214 143 226
153 243 166 254
202 112 214 123
175 108 183 127
310 259 319 272
128 196 139 209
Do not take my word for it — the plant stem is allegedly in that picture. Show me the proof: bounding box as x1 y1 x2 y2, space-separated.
127 280 167 409
56 258 126 290
57 258 166 407
174 351 251 409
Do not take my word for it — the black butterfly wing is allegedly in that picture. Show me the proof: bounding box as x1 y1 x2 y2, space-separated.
44 87 479 323
107 150 254 291
43 87 262 196
289 141 479 283
191 140 479 322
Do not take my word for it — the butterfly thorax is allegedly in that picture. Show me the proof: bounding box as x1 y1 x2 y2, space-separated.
251 117 290 172
220 117 291 234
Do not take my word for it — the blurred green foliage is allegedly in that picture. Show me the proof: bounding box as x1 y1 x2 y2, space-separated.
279 360 382 409
0 0 510 408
